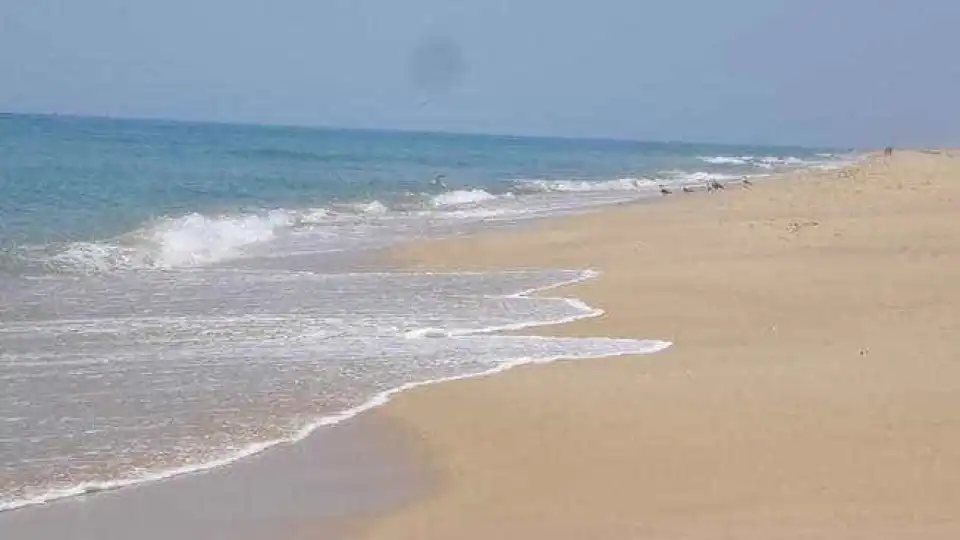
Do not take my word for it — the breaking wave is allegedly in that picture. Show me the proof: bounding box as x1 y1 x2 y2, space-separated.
697 155 840 169
0 189 518 275
511 178 659 193
698 156 752 165
0 150 855 277
430 189 499 207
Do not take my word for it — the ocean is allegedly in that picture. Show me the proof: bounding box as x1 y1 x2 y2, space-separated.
0 113 849 512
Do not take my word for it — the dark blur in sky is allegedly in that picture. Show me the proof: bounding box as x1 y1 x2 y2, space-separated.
2 0 958 147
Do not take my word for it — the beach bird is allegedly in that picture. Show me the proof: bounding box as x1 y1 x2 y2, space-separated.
659 185 672 195
742 177 754 188
682 185 694 193
430 174 448 190
707 180 725 193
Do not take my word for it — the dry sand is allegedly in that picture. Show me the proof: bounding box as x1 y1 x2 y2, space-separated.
355 151 960 539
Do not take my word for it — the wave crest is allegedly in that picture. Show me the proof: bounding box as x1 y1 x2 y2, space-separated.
2 188 510 274
146 210 294 267
7 210 303 275
511 178 657 193
430 189 498 207
697 155 839 169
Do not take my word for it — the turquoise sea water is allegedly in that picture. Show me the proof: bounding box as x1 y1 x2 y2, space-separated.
0 113 840 257
0 113 849 512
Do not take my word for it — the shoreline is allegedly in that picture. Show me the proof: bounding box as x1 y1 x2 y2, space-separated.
3 153 725 516
356 150 960 538
0 411 430 540
0 154 872 538
0 233 671 537
0 266 663 519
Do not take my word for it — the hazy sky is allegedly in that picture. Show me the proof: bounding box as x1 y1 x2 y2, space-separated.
2 0 958 147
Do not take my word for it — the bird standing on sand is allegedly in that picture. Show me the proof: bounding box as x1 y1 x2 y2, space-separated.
682 185 694 193
707 180 725 193
659 185 672 195
741 177 754 188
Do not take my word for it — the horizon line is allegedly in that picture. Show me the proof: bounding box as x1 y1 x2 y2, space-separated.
0 109 851 152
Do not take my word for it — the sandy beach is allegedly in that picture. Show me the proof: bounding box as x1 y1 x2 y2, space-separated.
355 151 960 538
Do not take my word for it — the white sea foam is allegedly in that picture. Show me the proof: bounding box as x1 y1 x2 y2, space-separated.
430 189 498 207
45 242 144 274
759 156 803 166
295 208 333 224
437 207 518 221
335 200 391 215
697 156 752 165
697 155 843 169
0 268 671 513
1 339 675 517
512 178 658 193
20 187 533 274
664 171 742 184
146 210 294 267
33 209 312 274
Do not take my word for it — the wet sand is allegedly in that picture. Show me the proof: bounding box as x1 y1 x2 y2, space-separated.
357 151 960 538
0 413 429 540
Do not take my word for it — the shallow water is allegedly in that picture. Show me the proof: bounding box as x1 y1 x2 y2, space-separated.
0 265 670 510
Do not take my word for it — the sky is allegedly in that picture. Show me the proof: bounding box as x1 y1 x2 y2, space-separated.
1 0 959 148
